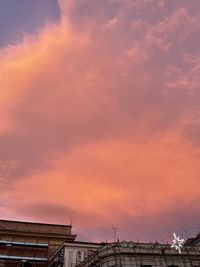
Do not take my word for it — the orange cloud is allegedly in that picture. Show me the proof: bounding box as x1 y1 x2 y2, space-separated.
0 0 200 242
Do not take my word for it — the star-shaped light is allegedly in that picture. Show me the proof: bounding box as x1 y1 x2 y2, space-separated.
171 233 184 254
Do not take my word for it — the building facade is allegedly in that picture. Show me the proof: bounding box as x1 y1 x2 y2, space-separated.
76 241 200 267
0 220 76 267
48 241 101 267
1 219 200 267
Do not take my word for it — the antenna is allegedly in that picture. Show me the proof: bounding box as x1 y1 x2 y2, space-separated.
69 218 72 226
111 226 117 243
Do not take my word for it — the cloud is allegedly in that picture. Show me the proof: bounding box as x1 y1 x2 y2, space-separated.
0 0 200 242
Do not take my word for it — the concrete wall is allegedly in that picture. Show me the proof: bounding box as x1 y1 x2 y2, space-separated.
48 242 101 267
63 243 100 267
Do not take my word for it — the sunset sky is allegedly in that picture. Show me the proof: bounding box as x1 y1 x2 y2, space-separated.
0 0 200 243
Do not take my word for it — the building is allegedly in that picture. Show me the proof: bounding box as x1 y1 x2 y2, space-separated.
76 241 200 267
48 241 102 267
0 219 76 267
185 233 200 246
1 219 200 267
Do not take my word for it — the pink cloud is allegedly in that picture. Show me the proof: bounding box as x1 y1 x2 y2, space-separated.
0 0 200 242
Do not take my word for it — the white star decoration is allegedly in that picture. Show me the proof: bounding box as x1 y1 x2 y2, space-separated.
171 233 184 254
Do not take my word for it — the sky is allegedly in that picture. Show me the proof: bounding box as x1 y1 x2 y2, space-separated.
0 0 200 243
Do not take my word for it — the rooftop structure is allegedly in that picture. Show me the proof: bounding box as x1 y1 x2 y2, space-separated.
76 241 200 267
185 233 200 247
